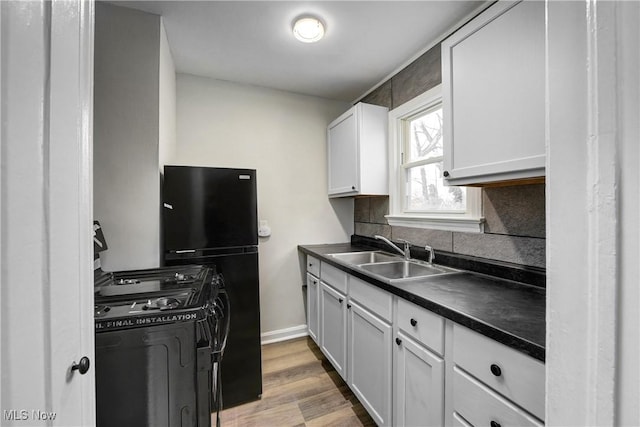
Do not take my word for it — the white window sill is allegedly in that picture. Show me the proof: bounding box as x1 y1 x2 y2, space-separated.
386 214 485 233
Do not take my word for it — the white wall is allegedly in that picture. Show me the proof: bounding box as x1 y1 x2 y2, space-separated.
94 3 161 270
546 1 639 425
159 18 176 169
615 4 640 423
175 74 352 334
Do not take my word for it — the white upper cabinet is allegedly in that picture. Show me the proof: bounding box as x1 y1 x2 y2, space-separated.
327 102 389 197
442 0 545 185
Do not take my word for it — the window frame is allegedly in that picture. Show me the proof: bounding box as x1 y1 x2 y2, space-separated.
387 85 484 233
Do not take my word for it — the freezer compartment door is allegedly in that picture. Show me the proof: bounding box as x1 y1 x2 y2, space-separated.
163 166 258 251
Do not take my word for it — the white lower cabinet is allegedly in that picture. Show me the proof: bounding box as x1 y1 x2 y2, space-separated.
306 273 319 344
452 324 545 423
394 331 445 426
452 367 543 427
319 281 347 379
306 257 545 426
347 300 392 426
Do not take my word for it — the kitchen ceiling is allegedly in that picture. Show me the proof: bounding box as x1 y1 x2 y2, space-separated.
113 1 486 102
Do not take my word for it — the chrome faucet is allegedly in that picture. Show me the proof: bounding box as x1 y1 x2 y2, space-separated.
374 235 411 260
425 245 435 265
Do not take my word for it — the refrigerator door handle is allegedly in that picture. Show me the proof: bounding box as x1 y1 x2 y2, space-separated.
175 249 196 254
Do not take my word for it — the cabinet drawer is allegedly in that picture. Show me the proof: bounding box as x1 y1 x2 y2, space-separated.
348 276 392 322
397 298 444 356
453 324 545 420
453 367 543 427
320 262 347 294
307 255 320 277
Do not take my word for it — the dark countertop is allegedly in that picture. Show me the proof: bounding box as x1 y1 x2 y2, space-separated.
298 242 545 361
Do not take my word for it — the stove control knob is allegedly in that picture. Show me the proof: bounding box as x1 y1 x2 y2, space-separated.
71 357 90 375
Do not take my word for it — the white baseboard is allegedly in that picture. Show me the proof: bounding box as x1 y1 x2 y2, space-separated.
261 324 308 345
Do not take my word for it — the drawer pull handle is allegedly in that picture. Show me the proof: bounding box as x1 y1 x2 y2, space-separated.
490 421 501 427
309 263 313 267
313 280 317 284
339 298 343 304
410 318 417 327
347 303 352 309
395 337 402 346
490 364 502 377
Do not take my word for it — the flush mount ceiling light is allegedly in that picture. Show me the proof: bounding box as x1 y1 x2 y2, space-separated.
292 16 325 43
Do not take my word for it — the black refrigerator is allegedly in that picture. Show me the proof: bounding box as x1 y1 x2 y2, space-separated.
162 165 262 409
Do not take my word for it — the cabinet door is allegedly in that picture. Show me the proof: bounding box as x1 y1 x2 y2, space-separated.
319 282 347 379
394 331 444 427
327 107 359 195
348 301 392 426
306 273 319 344
442 0 545 185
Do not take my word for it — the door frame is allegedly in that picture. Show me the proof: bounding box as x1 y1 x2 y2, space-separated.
0 1 95 425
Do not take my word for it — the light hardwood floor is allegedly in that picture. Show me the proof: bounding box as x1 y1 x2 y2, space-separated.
218 337 376 426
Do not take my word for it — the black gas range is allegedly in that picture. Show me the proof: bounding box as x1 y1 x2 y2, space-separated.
94 265 229 427
94 265 214 331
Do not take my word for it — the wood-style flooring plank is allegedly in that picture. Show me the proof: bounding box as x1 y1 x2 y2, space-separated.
261 337 315 361
297 388 354 422
222 401 306 427
263 358 334 389
262 347 320 375
222 373 339 420
218 337 376 427
304 405 377 427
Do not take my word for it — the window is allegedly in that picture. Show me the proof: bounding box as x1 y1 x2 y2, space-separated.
387 85 483 232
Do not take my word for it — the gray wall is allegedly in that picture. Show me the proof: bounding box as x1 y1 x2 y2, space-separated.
94 3 162 270
355 45 546 268
159 19 177 169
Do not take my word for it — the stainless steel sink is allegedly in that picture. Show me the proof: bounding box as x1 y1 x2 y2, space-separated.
359 261 457 281
328 250 458 282
329 251 399 265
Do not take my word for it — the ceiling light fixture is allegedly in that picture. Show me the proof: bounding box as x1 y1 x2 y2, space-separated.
292 16 325 43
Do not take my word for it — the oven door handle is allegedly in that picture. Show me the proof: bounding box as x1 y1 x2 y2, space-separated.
200 317 212 346
212 289 230 359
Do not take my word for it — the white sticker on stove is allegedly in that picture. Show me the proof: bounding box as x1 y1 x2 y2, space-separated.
164 203 173 209
239 175 251 180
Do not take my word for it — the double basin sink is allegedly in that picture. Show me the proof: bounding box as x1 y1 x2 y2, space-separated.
328 250 458 283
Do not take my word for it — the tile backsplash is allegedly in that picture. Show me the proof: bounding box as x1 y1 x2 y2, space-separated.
354 184 546 268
